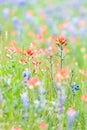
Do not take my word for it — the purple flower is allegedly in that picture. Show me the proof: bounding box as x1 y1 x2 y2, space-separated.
25 13 35 25
12 17 19 29
21 92 30 110
12 17 23 31
2 8 10 21
0 25 2 35
18 0 27 6
23 68 31 86
34 83 47 111
38 83 46 95
35 27 42 35
0 0 5 5
67 107 78 130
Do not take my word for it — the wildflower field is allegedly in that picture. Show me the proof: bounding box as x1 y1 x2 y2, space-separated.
0 0 87 130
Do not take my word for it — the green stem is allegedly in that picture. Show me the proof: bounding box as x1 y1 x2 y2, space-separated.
60 46 63 70
50 56 54 87
69 70 74 86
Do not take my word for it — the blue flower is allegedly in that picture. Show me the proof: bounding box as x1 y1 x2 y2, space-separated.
12 17 23 32
23 68 31 86
2 8 10 21
23 68 30 79
72 83 80 96
0 0 5 5
21 92 30 110
18 0 27 6
0 25 2 35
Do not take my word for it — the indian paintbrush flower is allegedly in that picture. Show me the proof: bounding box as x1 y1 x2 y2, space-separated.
56 36 67 70
56 36 67 47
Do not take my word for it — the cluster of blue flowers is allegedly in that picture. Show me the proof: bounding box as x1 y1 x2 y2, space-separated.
34 82 47 112
21 92 30 111
23 68 30 86
72 83 80 96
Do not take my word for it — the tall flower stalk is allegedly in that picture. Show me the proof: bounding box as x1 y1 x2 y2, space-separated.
56 36 67 129
56 36 67 70
60 46 63 70
50 55 54 87
47 47 54 88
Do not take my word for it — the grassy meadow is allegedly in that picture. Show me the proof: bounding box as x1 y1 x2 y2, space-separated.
0 0 87 130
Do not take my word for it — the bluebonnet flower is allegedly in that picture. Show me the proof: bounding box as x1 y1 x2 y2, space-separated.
38 82 46 96
0 25 2 35
17 20 23 32
38 82 47 103
25 13 35 26
12 17 19 29
9 0 17 5
68 24 78 38
67 107 78 130
23 68 31 86
2 8 10 21
79 27 87 38
18 0 27 6
34 82 47 111
21 92 30 110
71 0 82 9
72 83 80 96
46 18 54 28
12 17 23 40
72 17 79 26
57 87 66 116
0 0 5 5
52 84 66 120
52 25 59 36
34 97 47 112
28 0 37 5
56 84 66 105
35 27 42 35
12 17 23 31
